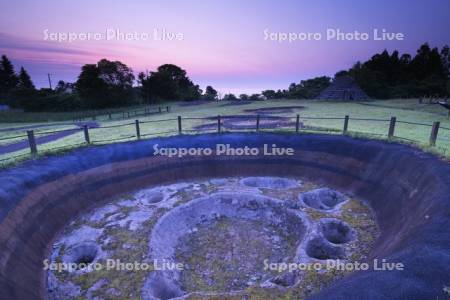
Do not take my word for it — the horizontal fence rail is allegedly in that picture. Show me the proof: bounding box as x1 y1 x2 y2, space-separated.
72 105 170 122
0 112 449 164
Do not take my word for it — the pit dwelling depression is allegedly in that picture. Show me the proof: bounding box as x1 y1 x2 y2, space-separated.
0 133 449 300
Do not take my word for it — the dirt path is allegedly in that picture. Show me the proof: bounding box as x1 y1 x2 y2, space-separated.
0 122 98 155
0 122 78 133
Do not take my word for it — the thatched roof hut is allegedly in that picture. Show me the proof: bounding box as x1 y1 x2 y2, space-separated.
318 76 369 100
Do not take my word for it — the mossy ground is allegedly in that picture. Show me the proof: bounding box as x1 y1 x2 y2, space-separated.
176 217 298 292
48 177 378 299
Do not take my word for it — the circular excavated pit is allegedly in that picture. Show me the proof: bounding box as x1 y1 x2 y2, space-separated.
63 242 98 268
144 192 306 297
244 105 306 114
306 237 346 260
45 177 377 299
321 219 354 244
299 188 347 210
0 133 449 300
194 115 296 131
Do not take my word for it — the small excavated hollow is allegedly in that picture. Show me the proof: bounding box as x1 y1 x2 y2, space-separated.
321 219 354 244
63 242 98 267
306 237 346 260
300 188 347 210
146 191 164 204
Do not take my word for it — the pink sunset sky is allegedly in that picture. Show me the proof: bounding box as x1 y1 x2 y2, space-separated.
1 0 449 94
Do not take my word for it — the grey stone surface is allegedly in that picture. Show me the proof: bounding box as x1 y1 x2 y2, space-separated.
299 188 347 210
240 176 299 189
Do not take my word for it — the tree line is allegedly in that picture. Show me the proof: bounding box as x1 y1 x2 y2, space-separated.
0 57 219 111
345 43 450 98
261 43 450 100
0 43 449 112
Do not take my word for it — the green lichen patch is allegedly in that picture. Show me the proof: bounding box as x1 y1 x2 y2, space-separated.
176 217 299 293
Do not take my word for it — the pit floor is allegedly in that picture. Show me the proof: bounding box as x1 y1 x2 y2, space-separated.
47 177 379 300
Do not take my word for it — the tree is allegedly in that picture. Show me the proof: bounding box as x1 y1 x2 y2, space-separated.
223 93 237 100
17 67 35 89
139 64 201 103
0 55 18 100
55 80 75 94
203 86 218 100
262 90 277 99
9 66 37 109
239 94 249 100
249 93 261 101
347 43 449 98
441 45 450 76
283 76 331 99
76 59 135 108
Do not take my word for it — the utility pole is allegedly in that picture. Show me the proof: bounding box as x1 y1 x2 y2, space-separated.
47 73 53 89
145 69 149 104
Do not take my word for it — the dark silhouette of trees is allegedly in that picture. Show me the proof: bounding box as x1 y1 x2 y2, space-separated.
76 59 135 108
348 43 449 98
17 67 34 89
262 90 277 99
55 80 75 94
271 43 449 100
239 94 249 100
249 94 262 101
138 64 201 103
289 76 331 99
0 55 19 101
274 76 331 99
2 42 449 112
0 56 38 109
203 85 218 100
223 93 237 100
11 67 37 109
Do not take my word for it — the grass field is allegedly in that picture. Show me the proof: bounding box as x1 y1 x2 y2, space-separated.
0 98 449 167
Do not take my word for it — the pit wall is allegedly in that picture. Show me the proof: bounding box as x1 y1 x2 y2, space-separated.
0 133 448 300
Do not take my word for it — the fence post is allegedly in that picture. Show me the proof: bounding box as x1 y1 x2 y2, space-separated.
135 119 141 139
295 114 300 133
429 121 440 146
256 115 260 132
27 130 37 157
178 116 182 134
217 115 221 133
108 113 112 120
159 107 162 113
83 125 90 144
343 115 349 134
388 117 396 139
127 112 130 118
166 106 170 112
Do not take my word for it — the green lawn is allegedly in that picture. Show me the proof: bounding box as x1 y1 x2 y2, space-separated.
0 98 449 168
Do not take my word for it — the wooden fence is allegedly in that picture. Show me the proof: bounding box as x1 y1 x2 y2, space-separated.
19 114 447 158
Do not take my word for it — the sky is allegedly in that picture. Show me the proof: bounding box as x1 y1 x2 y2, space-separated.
0 0 449 95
